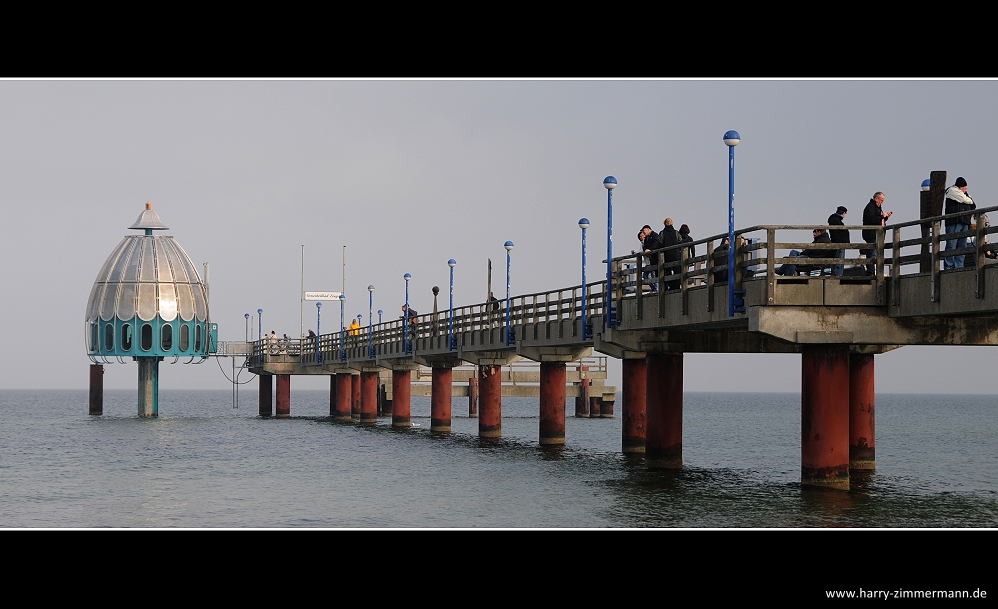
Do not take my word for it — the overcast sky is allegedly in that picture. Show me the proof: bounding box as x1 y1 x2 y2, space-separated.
3 79 996 394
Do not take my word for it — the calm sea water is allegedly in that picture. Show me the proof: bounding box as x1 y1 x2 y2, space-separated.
1 390 996 528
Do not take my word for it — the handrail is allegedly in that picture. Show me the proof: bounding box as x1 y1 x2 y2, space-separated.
246 206 998 368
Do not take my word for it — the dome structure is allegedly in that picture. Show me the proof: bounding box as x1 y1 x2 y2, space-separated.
86 203 215 363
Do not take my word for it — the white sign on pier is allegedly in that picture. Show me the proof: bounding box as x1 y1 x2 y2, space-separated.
304 291 343 301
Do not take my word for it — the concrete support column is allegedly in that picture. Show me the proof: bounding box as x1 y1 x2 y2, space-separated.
801 345 850 489
621 357 647 454
334 373 352 422
351 374 361 420
259 374 273 417
479 364 502 438
431 367 453 432
275 374 291 418
360 371 378 425
849 352 876 471
539 362 566 445
89 364 103 416
468 376 478 418
392 369 411 428
575 377 590 418
646 353 682 469
137 357 159 417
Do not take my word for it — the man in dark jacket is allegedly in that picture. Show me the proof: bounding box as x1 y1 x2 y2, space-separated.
828 206 849 276
638 225 661 292
660 218 681 290
862 192 892 275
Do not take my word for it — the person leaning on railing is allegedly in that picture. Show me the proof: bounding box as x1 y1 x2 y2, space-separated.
861 192 892 276
944 177 976 271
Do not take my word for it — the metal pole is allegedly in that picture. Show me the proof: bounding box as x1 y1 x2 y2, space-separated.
404 274 411 354
604 176 617 325
316 301 322 364
580 218 589 339
257 308 263 344
300 244 304 338
448 259 456 350
723 131 741 317
339 294 346 361
504 241 513 346
245 313 249 342
368 285 374 359
378 309 383 324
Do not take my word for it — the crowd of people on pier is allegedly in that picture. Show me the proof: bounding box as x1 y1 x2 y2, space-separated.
630 177 994 286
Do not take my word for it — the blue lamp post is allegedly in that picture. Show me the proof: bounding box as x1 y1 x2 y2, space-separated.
368 285 375 359
244 313 250 342
316 301 322 363
921 178 931 191
723 130 741 317
447 259 456 350
257 308 263 343
579 218 590 339
339 294 346 361
604 176 617 325
378 309 383 324
404 273 412 354
504 241 514 345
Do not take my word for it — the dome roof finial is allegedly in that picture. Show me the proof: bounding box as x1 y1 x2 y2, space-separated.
129 202 169 231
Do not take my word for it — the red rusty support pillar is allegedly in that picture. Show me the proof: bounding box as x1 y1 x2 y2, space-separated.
621 356 647 454
849 352 876 471
479 364 502 438
329 375 336 417
360 370 378 425
801 345 851 489
275 374 291 418
589 396 601 417
89 364 103 415
645 352 683 469
539 362 566 445
351 374 361 420
467 376 478 418
334 373 352 422
392 369 411 428
600 393 614 417
575 377 590 418
431 367 453 432
259 374 273 417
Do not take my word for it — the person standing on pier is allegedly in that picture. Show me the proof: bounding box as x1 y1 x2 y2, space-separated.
944 177 976 270
639 225 661 292
828 206 849 277
660 218 681 290
862 192 892 275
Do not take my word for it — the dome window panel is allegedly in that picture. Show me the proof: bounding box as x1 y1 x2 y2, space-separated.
139 239 156 282
103 323 114 352
159 283 178 321
177 283 195 322
137 283 157 321
195 324 202 353
122 238 141 282
141 324 153 351
90 323 98 352
116 283 136 321
161 324 173 351
180 324 190 352
100 282 119 322
121 323 133 351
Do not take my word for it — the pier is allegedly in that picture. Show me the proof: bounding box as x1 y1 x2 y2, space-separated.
88 174 998 490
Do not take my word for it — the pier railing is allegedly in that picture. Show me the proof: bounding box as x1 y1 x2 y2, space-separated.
246 207 998 368
607 205 998 312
